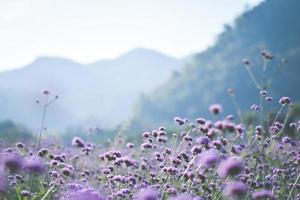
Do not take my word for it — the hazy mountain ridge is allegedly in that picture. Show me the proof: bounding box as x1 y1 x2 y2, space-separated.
0 48 182 130
126 0 300 132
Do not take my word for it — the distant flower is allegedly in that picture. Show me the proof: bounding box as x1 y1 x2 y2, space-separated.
279 96 291 105
217 157 244 178
261 50 273 59
42 89 50 95
252 189 274 200
135 187 159 200
223 181 247 200
174 117 185 125
250 104 260 111
126 143 134 148
196 118 206 125
72 137 85 148
209 104 223 115
265 96 273 102
260 90 267 96
242 59 250 65
196 136 210 146
20 190 31 197
227 88 235 95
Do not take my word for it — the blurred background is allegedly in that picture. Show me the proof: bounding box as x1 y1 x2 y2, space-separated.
0 0 299 145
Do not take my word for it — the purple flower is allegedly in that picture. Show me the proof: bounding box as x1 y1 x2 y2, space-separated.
223 181 247 199
279 96 291 105
209 104 223 115
61 184 106 200
250 104 260 111
252 189 274 200
126 143 134 148
136 187 159 200
217 157 244 178
198 150 219 168
196 136 210 146
170 193 194 200
72 137 85 148
2 152 24 173
23 157 46 174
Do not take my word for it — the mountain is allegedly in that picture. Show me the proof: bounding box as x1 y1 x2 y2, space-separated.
0 48 182 130
125 0 300 133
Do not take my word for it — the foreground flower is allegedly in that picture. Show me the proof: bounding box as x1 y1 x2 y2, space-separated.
252 189 274 200
23 157 46 174
136 187 159 200
223 181 247 200
61 184 106 200
170 193 194 200
198 150 219 168
0 167 8 193
217 157 244 178
2 152 24 173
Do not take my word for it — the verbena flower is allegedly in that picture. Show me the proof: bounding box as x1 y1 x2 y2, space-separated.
61 184 106 200
209 104 223 115
23 157 46 174
170 193 194 200
136 187 159 200
2 152 24 173
217 157 244 178
223 181 247 199
198 150 219 168
252 189 274 200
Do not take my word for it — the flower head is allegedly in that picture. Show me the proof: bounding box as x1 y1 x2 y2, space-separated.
252 189 274 200
136 187 159 200
209 104 223 115
23 157 46 174
2 152 24 173
61 184 106 200
223 181 247 200
217 157 244 178
198 150 219 168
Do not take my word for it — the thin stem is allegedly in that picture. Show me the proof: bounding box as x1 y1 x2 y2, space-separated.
40 185 55 200
245 65 261 90
37 105 48 150
287 173 300 200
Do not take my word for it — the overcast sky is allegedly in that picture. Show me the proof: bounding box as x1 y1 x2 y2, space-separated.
0 0 262 71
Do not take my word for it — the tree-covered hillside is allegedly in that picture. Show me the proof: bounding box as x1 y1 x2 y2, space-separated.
126 0 300 133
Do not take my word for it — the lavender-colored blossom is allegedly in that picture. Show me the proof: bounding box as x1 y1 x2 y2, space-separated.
252 189 274 200
196 136 210 146
223 181 247 199
136 187 159 200
209 104 223 115
72 137 85 148
170 193 193 200
250 104 260 111
61 185 106 200
217 157 244 178
198 150 219 168
23 157 46 174
279 96 291 105
2 152 24 173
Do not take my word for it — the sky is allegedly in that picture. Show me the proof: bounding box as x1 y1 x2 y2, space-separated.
0 0 262 71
